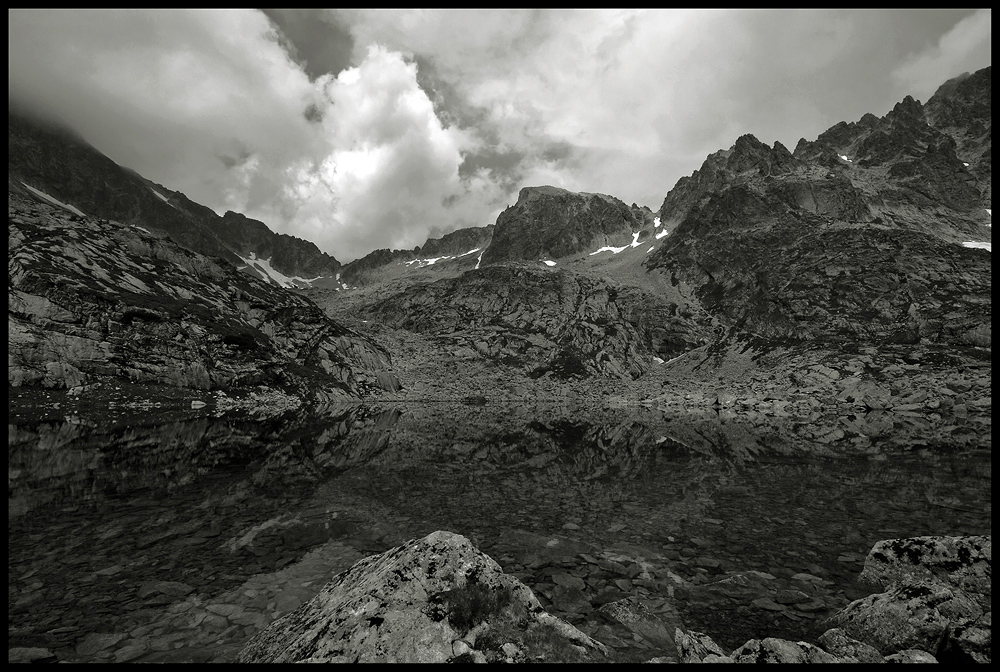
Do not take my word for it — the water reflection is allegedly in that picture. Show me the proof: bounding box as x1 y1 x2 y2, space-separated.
8 401 992 662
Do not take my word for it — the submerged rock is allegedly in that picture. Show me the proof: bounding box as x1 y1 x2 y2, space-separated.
236 530 608 663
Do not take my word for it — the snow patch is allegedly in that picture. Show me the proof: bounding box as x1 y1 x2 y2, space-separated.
475 250 484 270
962 241 991 252
238 252 328 288
21 182 86 217
838 154 853 163
647 246 655 253
653 217 661 228
653 356 664 364
963 162 970 167
405 255 453 267
149 187 180 210
589 231 643 256
541 260 556 267
131 225 151 234
459 247 481 257
655 228 669 240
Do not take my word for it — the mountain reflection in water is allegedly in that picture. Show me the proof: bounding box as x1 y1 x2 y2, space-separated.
9 402 992 662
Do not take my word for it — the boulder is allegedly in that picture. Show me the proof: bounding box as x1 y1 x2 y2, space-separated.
236 530 608 663
828 535 991 663
730 637 840 663
859 535 991 608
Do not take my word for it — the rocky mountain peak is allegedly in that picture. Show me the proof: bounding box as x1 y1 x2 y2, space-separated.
646 67 991 350
888 94 924 122
479 186 640 266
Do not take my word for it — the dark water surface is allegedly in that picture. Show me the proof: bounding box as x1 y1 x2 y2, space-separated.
9 400 992 662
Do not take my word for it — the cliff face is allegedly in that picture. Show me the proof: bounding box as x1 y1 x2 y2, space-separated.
8 108 342 288
479 186 648 266
645 66 991 349
8 194 398 397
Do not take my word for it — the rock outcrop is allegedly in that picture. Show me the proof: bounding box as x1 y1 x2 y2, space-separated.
479 186 648 266
8 194 398 397
236 530 608 663
677 535 991 664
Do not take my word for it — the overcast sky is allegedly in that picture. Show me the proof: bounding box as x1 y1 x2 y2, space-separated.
8 9 992 262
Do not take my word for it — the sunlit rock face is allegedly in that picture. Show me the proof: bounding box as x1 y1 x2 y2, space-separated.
8 194 397 396
237 530 609 663
479 186 649 266
370 265 711 380
646 66 991 349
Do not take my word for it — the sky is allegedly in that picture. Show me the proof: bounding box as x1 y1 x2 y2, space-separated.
8 9 992 263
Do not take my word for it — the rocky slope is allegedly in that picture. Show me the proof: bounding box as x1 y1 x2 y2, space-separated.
645 66 991 351
8 193 398 398
8 107 342 289
367 264 711 380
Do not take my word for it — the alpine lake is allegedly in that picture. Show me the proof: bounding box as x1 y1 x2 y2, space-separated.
9 385 992 663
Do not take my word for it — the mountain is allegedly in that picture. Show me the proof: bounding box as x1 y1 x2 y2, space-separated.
9 192 399 399
479 186 655 266
314 66 990 405
8 106 343 290
645 66 991 349
7 66 992 415
340 224 495 287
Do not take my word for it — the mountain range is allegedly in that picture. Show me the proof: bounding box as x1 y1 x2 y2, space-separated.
7 66 991 415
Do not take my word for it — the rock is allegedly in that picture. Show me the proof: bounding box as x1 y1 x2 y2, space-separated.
8 647 57 663
136 580 195 599
816 627 885 663
829 578 983 657
237 531 608 663
551 572 587 591
75 632 127 657
859 535 991 607
598 598 678 651
730 637 841 663
674 628 728 663
883 649 939 663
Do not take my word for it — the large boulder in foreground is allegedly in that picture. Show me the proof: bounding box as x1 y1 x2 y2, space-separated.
236 530 608 663
831 535 991 663
858 535 991 608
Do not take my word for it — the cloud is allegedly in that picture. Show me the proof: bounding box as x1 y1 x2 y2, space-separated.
8 10 509 262
8 9 992 263
891 9 992 100
230 44 507 262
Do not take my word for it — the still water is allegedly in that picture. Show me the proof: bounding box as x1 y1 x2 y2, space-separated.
9 399 991 662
